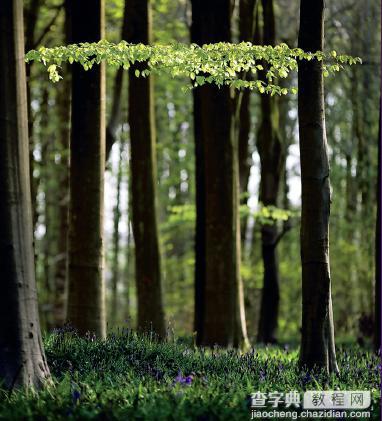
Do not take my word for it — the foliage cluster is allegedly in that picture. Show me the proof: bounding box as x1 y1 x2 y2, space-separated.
26 40 361 94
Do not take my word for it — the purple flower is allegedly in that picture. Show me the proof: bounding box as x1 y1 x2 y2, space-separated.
173 371 194 386
259 370 266 382
301 372 312 386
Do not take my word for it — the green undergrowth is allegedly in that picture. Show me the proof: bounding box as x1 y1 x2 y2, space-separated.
0 330 380 420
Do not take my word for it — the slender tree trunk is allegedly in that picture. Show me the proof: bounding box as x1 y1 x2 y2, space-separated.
256 0 283 344
40 87 55 330
105 0 129 160
0 0 50 388
53 0 71 328
191 0 248 347
238 0 257 242
124 220 132 323
374 102 381 351
127 0 165 337
110 142 123 326
25 0 41 229
238 0 256 198
298 0 338 374
66 0 106 338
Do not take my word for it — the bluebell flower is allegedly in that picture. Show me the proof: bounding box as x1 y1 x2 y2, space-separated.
173 371 194 386
301 372 312 386
72 389 81 404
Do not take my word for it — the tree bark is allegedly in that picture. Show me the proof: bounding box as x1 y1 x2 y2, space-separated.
374 101 381 351
127 0 165 337
25 0 42 229
0 0 50 389
53 0 71 328
237 0 257 241
191 0 248 347
66 0 106 338
298 0 338 374
110 142 123 326
105 0 129 160
256 0 283 344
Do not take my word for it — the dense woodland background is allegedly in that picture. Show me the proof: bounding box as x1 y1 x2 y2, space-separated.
24 0 380 345
24 0 379 342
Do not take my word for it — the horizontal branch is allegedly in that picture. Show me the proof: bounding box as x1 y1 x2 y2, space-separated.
25 40 362 95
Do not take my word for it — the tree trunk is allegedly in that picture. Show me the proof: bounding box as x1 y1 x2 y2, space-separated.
374 102 381 351
110 142 123 326
238 0 257 242
127 0 165 337
0 0 50 389
105 0 129 160
191 0 248 347
124 220 132 323
53 0 71 328
25 0 42 230
66 0 106 338
256 0 283 344
298 0 338 374
40 87 55 330
192 81 206 344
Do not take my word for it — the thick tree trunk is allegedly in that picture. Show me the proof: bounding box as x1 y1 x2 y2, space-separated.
191 0 248 347
66 0 106 338
298 0 338 373
127 0 165 337
192 85 206 343
256 0 283 344
0 0 50 389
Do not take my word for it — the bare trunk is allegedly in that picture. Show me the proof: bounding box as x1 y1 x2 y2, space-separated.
375 102 381 351
0 0 50 388
105 0 128 160
191 0 248 347
124 220 132 323
127 0 165 337
25 0 41 230
66 0 106 339
298 0 338 374
237 0 257 241
52 0 71 328
40 87 55 330
110 142 123 326
256 0 283 344
192 86 206 343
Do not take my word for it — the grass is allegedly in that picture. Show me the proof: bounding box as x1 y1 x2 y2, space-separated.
0 328 380 420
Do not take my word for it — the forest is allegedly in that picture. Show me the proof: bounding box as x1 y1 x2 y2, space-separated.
0 0 381 419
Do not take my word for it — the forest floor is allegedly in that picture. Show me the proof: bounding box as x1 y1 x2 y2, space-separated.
0 330 380 420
